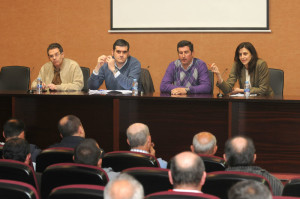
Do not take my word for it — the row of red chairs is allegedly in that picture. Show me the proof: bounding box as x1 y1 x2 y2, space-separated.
1 147 300 198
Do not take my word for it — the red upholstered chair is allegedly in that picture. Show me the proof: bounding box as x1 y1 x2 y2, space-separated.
102 151 160 172
0 179 39 199
48 184 104 199
122 167 172 195
36 147 74 172
0 159 39 193
41 163 108 199
282 178 300 197
198 155 227 172
202 171 272 199
145 190 220 199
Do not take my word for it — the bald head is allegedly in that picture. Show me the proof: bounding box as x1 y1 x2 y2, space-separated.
58 115 84 138
170 151 206 190
126 123 150 148
224 136 256 167
231 137 248 153
175 151 199 169
104 173 144 199
192 132 217 155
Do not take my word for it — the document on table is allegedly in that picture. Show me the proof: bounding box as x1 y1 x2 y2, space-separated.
88 90 132 95
230 93 257 97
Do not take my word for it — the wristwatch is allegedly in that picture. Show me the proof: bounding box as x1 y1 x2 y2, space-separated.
114 68 118 74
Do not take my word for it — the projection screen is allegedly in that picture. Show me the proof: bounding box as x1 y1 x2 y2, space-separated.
110 0 269 32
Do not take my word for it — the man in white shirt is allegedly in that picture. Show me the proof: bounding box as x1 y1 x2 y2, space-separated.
126 123 167 168
169 151 206 193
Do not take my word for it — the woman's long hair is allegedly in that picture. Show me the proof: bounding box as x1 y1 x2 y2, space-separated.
234 42 258 77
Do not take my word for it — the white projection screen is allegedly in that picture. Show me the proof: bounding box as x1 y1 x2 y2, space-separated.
111 0 269 32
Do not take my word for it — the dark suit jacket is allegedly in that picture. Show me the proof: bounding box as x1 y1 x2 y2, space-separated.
48 136 84 149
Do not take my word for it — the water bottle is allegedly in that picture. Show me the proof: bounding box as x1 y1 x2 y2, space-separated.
37 78 43 93
132 79 138 96
244 81 250 98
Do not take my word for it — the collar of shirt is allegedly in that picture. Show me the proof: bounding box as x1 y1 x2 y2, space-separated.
114 59 128 70
172 189 202 193
130 149 149 154
180 58 194 71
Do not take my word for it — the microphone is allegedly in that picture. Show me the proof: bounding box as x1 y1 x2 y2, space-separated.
217 68 228 97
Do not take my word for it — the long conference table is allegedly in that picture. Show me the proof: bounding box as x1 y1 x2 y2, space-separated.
1 91 300 173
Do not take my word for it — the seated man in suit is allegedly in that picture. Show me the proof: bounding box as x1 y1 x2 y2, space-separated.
104 173 144 199
73 138 119 181
49 115 85 148
228 180 272 199
168 151 206 193
3 138 31 166
160 40 211 95
2 119 41 163
88 39 141 90
191 132 218 156
126 123 167 168
31 43 83 91
224 136 283 196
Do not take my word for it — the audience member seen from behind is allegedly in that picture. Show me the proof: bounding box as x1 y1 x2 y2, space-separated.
73 138 119 181
210 42 273 96
88 39 141 90
31 43 83 91
3 138 31 166
228 180 272 199
224 135 283 195
104 173 144 199
2 119 41 163
160 40 211 95
169 151 206 193
49 115 85 148
191 132 218 156
126 123 167 168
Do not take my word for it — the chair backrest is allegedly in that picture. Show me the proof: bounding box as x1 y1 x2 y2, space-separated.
0 66 30 91
102 151 160 172
48 184 104 199
145 190 220 199
202 171 272 199
269 68 284 96
0 143 3 159
282 178 300 197
122 167 172 195
199 155 226 172
41 162 108 199
80 66 90 92
208 70 214 94
36 147 74 172
0 159 39 192
0 179 39 199
139 67 155 93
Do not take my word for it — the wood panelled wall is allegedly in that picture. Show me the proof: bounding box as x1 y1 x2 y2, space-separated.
0 0 299 95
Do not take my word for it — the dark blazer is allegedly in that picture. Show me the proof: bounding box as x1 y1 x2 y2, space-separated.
48 136 84 149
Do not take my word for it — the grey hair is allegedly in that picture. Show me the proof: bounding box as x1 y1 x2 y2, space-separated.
126 124 150 148
192 133 216 154
104 173 144 199
228 180 272 199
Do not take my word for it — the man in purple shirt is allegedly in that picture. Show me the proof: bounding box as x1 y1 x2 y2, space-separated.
160 40 211 95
